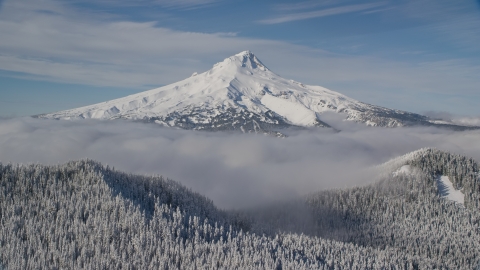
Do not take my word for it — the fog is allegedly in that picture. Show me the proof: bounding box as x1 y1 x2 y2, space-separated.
0 117 479 209
424 111 480 127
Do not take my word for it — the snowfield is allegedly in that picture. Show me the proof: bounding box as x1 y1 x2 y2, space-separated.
437 175 465 205
260 93 318 126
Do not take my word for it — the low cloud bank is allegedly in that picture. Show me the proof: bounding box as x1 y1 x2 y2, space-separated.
424 111 480 126
0 117 479 209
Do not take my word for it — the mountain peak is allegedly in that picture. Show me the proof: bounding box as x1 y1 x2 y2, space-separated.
215 50 269 71
235 50 253 57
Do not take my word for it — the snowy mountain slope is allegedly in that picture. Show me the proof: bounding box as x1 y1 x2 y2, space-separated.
437 175 465 206
38 51 469 134
374 148 478 208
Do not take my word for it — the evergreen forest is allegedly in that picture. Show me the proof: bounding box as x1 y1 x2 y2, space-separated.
0 148 479 269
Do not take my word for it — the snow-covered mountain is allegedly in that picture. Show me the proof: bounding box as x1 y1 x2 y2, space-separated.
38 51 466 134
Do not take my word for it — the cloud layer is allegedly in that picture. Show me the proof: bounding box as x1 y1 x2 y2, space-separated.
1 117 479 209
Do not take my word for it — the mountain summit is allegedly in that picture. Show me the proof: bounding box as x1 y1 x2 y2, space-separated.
39 51 467 134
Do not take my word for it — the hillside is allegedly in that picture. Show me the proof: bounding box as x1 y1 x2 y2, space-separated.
1 149 479 269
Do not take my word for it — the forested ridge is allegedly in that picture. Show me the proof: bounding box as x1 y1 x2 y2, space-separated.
0 148 479 269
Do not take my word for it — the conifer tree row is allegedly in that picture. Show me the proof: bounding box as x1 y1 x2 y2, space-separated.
0 148 479 269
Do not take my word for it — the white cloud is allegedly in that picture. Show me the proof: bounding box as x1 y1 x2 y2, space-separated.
424 111 480 127
452 117 480 127
0 0 310 87
65 0 219 9
1 117 479 209
258 3 386 24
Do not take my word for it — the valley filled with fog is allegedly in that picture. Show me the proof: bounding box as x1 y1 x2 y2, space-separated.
1 117 479 209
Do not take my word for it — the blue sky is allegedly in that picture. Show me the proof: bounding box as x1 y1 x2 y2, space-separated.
0 0 479 117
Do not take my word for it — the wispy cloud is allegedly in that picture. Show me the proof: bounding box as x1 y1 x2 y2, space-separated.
424 111 480 127
153 0 218 9
361 6 395 14
0 0 286 87
258 2 386 24
273 1 329 11
398 0 480 52
429 15 480 52
66 0 219 9
401 0 471 22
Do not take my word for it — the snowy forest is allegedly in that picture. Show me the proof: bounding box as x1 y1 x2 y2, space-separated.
1 148 479 269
